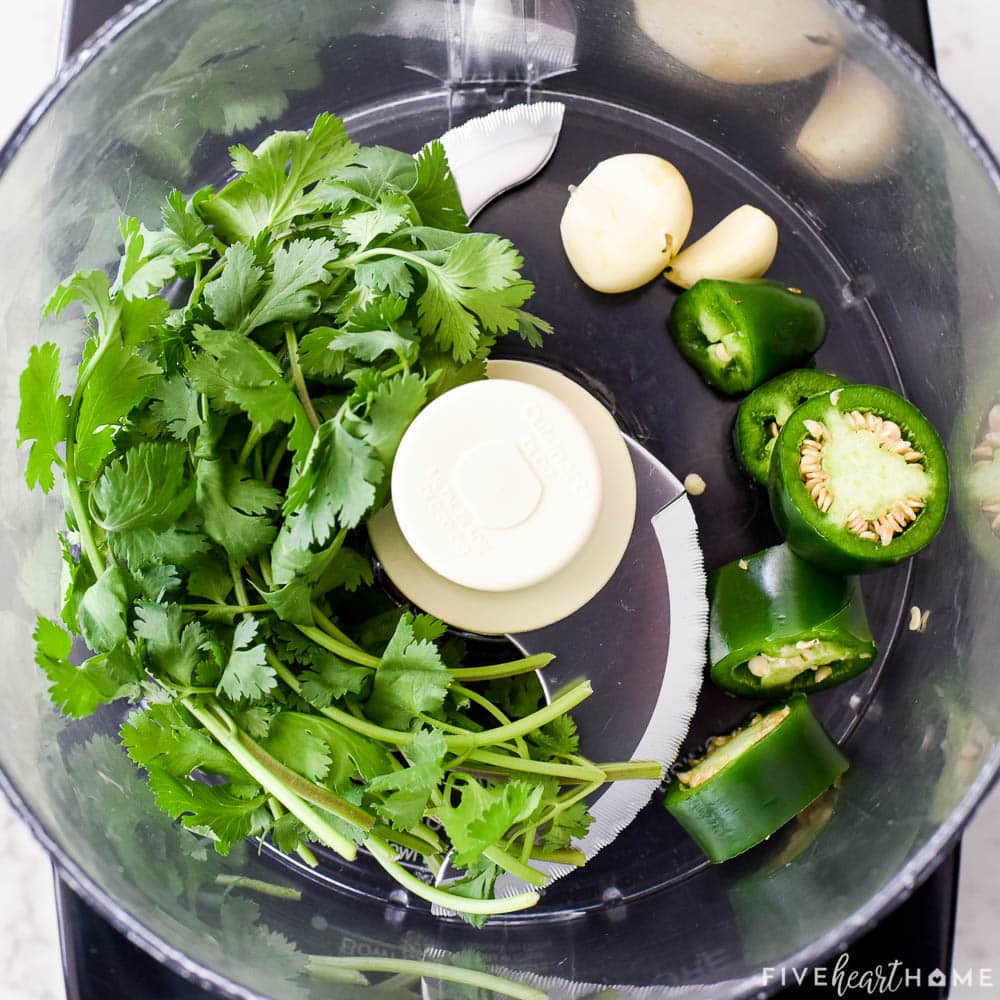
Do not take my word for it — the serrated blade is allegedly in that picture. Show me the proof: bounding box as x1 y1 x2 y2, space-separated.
438 102 566 221
492 438 708 895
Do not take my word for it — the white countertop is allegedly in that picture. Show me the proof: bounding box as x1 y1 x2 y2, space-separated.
0 3 997 998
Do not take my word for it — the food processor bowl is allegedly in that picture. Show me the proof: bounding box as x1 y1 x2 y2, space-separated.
1 1 998 996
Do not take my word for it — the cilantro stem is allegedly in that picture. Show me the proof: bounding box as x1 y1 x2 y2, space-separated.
458 681 593 749
238 428 262 467
306 955 546 1000
297 624 379 666
182 696 361 861
236 731 375 831
482 845 548 887
181 603 270 614
269 650 592 755
267 798 318 867
310 602 363 651
531 847 586 866
365 836 540 916
597 760 664 781
189 256 224 307
214 875 302 901
373 823 443 857
459 750 603 784
285 325 320 431
62 469 105 577
448 653 554 682
264 437 288 484
449 683 529 758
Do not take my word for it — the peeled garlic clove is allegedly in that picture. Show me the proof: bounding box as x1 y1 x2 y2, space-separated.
795 59 902 183
664 205 778 289
560 154 693 294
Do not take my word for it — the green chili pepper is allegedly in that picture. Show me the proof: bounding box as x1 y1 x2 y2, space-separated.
669 279 827 396
663 695 848 863
769 384 949 573
734 370 848 484
709 544 877 698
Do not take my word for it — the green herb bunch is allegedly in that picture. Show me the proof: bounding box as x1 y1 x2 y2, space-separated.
17 113 658 920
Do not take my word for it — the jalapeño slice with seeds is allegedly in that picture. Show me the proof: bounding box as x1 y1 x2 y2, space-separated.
663 695 849 863
668 278 827 396
734 369 848 484
709 544 877 698
769 385 949 574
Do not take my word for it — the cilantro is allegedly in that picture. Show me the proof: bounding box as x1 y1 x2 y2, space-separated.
135 601 208 687
15 112 626 923
282 421 383 547
147 767 268 854
17 343 69 493
34 617 142 718
299 650 371 706
365 613 450 729
527 714 580 761
195 460 280 563
437 778 544 868
217 618 275 702
367 728 446 830
77 565 130 653
541 801 594 852
260 712 332 784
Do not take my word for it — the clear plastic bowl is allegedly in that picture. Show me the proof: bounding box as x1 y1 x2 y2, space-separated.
1 1 998 997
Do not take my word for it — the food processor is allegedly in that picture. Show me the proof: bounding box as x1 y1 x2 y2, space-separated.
2 1 997 997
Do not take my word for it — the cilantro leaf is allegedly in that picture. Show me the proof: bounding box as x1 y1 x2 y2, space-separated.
283 421 383 547
410 141 469 233
261 712 332 784
307 716 393 786
204 243 264 329
217 617 275 702
113 216 179 299
17 343 69 493
122 701 258 795
142 188 217 268
134 600 208 687
77 565 130 653
355 373 426 503
146 767 268 854
92 443 195 562
201 113 358 242
195 459 279 562
299 649 371 707
34 617 142 718
527 714 579 761
444 861 501 929
365 612 450 729
313 546 373 596
437 778 544 868
235 238 339 336
417 235 531 361
340 191 410 249
367 728 446 830
43 268 116 330
540 801 594 851
189 329 313 463
260 579 315 626
150 375 203 441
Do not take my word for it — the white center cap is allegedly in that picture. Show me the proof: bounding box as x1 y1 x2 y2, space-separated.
391 378 603 592
453 440 542 530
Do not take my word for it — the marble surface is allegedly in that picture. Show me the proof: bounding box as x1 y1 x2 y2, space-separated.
0 3 998 999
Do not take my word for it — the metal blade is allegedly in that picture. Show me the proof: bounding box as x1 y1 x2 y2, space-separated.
493 437 708 894
438 102 565 220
